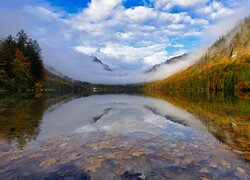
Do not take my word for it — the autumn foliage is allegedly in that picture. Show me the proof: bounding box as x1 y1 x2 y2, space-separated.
146 17 250 94
0 30 46 92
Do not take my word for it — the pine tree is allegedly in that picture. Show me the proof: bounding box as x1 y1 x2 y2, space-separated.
12 49 31 91
0 35 16 78
0 30 47 91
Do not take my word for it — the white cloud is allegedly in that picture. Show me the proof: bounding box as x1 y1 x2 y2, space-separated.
125 6 157 22
84 0 122 21
152 0 209 10
0 0 249 84
99 43 166 64
75 46 97 55
183 31 201 37
201 4 250 40
197 1 233 19
115 31 135 40
144 51 167 65
168 23 185 30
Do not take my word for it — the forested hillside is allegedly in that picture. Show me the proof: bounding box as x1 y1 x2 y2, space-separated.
0 31 93 93
46 68 93 94
146 17 250 93
0 30 46 92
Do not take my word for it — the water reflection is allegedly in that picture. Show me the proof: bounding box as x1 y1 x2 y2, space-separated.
0 95 73 148
34 95 207 140
146 91 250 161
0 97 46 149
0 94 249 179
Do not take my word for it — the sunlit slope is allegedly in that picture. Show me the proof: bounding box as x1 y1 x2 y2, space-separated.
147 17 250 92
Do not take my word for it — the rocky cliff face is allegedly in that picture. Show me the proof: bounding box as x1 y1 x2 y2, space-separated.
198 17 250 66
92 57 112 71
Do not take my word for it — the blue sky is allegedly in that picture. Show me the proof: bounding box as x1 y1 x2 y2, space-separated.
0 0 249 84
48 0 149 11
48 0 89 13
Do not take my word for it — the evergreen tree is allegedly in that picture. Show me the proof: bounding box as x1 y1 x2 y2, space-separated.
12 49 30 91
0 35 16 78
16 30 28 52
0 30 46 91
26 40 45 82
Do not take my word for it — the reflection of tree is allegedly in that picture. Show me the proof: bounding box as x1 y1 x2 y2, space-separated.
0 95 73 149
146 91 250 161
0 97 46 149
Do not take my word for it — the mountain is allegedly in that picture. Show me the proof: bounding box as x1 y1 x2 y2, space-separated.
45 65 74 82
92 57 112 71
145 17 250 93
145 53 188 73
45 65 92 93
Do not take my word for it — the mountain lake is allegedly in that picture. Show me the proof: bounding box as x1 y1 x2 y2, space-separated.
0 93 249 179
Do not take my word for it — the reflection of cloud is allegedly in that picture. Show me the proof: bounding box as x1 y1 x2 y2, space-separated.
76 104 168 136
39 94 206 140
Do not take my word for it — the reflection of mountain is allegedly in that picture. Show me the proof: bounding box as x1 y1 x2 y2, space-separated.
145 53 188 73
146 91 250 161
92 57 112 71
39 94 206 139
145 106 188 126
1 94 249 179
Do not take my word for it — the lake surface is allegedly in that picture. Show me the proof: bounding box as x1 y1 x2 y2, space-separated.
0 94 249 179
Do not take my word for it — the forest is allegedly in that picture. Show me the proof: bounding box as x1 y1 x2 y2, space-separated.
0 31 94 94
0 30 46 92
145 17 250 94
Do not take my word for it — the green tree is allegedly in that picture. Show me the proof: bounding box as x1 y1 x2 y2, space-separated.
0 35 16 78
26 40 45 83
12 49 31 91
0 30 46 91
